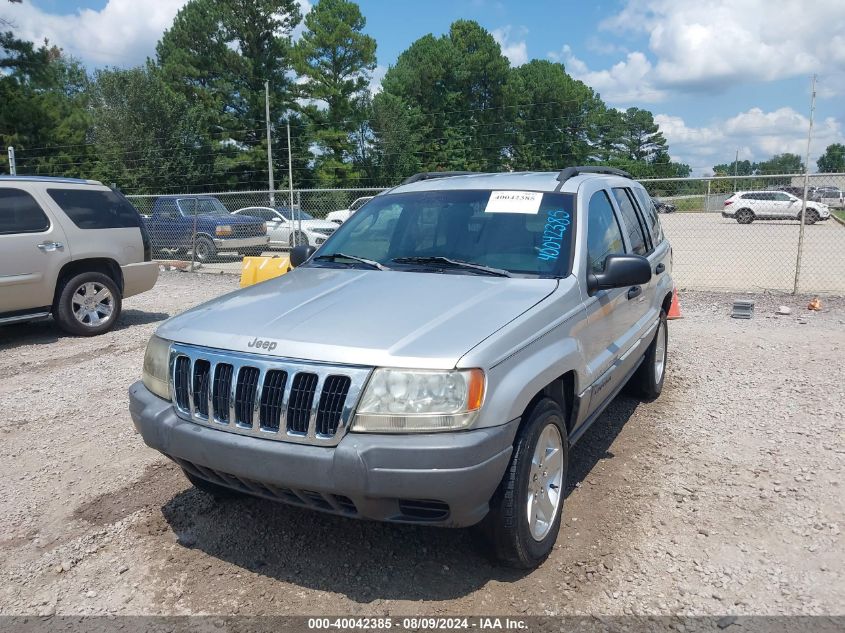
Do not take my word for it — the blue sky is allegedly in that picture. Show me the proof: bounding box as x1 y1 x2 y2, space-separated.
6 0 845 173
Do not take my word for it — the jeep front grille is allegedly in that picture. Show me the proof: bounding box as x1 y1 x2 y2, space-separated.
169 343 371 446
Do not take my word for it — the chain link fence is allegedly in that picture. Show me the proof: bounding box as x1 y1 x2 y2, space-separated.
126 174 845 294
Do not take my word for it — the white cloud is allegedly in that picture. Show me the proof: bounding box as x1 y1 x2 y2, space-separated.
552 45 666 103
369 64 386 95
5 0 189 66
492 26 528 67
654 108 845 174
4 0 314 67
556 0 845 102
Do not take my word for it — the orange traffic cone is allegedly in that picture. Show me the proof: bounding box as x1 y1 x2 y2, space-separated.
667 288 682 320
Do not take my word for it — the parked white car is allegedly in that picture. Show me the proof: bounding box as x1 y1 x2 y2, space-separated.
233 206 337 248
0 176 158 335
326 196 373 225
723 191 831 224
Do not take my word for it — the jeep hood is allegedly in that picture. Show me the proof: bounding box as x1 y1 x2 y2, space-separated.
156 267 558 368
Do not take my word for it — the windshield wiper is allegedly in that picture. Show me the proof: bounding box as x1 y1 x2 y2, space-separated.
391 256 512 277
313 253 390 271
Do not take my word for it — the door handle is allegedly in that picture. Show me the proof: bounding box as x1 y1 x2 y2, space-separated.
627 286 642 300
655 263 665 274
37 241 64 252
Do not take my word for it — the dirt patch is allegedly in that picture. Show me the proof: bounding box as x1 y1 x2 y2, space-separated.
74 462 186 528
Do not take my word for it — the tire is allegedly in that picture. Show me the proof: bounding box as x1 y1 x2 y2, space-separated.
183 470 244 499
479 398 569 569
736 209 754 224
289 231 308 248
804 209 819 225
239 247 266 257
631 309 668 401
192 235 217 262
54 271 122 336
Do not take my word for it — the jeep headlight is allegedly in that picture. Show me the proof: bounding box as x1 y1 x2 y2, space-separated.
142 334 172 400
352 368 485 433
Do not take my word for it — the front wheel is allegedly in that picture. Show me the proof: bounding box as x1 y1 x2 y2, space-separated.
479 398 569 569
804 209 819 225
192 236 217 262
289 231 309 248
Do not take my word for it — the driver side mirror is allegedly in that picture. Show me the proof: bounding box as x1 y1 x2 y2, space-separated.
587 254 652 295
290 245 316 267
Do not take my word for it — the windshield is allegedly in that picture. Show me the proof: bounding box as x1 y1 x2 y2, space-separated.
310 190 576 277
179 198 230 216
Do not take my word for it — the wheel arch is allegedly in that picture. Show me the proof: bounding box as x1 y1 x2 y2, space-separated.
53 258 124 308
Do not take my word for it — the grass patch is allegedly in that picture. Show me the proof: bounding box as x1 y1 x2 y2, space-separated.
833 209 845 223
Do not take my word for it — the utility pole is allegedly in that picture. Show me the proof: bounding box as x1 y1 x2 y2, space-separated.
265 81 275 206
793 74 817 295
7 146 16 175
287 117 298 239
733 148 739 192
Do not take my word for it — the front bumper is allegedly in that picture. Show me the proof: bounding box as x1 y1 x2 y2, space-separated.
212 236 269 249
129 382 517 527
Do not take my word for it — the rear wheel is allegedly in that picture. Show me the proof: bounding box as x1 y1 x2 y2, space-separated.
736 209 754 224
479 398 568 569
631 310 668 400
54 272 122 336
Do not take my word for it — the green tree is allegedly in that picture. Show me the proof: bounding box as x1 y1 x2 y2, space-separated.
88 66 215 193
616 107 668 164
293 0 376 186
713 159 758 176
509 60 605 170
0 33 93 177
757 153 804 174
816 143 845 173
156 0 303 189
378 20 513 174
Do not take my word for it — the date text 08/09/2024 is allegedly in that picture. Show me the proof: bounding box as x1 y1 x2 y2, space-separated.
307 617 529 630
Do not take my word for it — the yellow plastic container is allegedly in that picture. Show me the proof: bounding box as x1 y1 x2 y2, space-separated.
239 255 291 287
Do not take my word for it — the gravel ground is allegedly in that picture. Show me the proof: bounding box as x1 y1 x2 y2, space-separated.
0 272 842 617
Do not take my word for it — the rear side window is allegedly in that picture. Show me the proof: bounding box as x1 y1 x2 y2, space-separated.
586 191 625 273
631 187 664 246
612 188 649 255
0 188 51 235
47 188 141 229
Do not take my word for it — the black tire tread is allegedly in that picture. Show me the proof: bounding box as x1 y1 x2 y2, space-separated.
54 271 122 336
479 398 568 569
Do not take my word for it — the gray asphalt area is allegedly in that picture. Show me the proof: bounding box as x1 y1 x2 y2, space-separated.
189 213 845 295
661 213 845 294
0 272 843 617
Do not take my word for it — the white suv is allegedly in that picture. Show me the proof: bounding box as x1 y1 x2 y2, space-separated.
0 176 158 335
723 190 831 224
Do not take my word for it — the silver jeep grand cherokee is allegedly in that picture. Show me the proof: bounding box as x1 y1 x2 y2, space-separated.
130 167 674 568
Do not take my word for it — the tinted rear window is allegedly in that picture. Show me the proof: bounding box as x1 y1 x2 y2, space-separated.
47 188 141 229
0 188 51 235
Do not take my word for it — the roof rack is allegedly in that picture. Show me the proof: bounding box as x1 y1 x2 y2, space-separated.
400 171 477 185
0 175 101 185
556 166 632 183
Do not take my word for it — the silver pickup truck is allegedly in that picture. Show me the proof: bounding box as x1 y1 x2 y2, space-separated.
130 167 674 568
